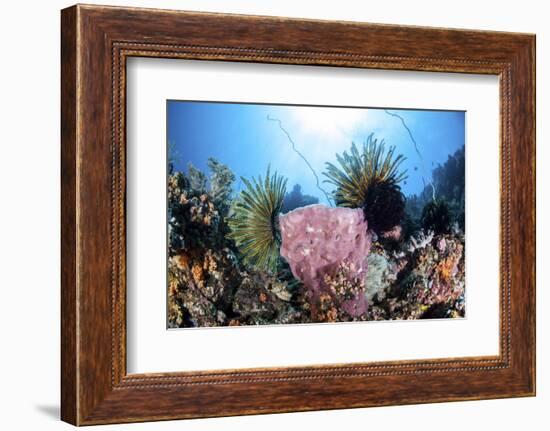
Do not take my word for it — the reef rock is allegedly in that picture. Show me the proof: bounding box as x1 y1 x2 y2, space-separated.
365 252 393 302
382 231 465 320
279 204 371 320
232 271 303 325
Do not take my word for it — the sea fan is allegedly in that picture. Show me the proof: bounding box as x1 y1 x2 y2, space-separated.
227 167 287 273
323 134 407 233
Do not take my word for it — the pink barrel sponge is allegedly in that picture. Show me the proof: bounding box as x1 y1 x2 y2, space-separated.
279 204 371 318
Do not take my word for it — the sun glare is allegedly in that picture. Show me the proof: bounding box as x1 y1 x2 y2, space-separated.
291 106 365 140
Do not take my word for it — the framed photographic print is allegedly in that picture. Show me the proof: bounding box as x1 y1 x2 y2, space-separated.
61 4 536 425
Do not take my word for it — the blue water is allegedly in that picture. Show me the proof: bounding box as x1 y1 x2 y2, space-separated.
167 100 465 202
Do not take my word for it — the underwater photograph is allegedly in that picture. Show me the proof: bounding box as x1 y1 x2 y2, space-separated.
167 100 466 328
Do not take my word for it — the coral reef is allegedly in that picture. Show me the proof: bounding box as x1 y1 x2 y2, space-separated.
167 138 465 328
168 247 241 327
370 230 465 320
232 271 305 325
405 234 465 310
168 163 228 254
167 160 239 327
279 204 370 320
168 161 304 328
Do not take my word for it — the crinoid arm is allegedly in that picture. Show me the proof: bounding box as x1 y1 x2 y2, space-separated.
227 167 287 273
323 134 408 234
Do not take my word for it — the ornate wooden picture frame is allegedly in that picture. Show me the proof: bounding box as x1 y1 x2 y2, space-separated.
61 4 535 425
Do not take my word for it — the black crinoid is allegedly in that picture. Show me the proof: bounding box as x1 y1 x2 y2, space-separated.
361 180 406 235
323 134 408 235
421 198 452 234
